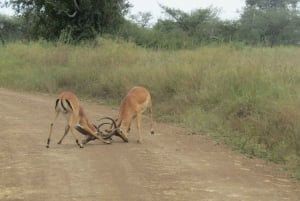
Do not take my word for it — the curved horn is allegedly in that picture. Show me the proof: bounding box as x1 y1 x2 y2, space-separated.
98 117 128 142
101 130 117 140
99 126 121 140
97 117 118 140
98 117 117 129
100 128 128 142
97 122 112 134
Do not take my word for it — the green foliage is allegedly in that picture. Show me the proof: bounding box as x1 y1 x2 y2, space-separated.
122 0 300 48
116 20 195 49
8 0 131 41
0 15 24 43
129 11 153 28
4 0 300 47
159 6 224 43
117 7 236 49
245 0 299 9
240 0 300 46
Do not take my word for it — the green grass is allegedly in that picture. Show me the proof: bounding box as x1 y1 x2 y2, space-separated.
1 39 300 178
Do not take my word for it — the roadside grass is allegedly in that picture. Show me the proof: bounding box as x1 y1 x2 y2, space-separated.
1 39 300 178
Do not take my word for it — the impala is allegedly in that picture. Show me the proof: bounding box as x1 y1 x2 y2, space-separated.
97 86 154 143
46 91 111 148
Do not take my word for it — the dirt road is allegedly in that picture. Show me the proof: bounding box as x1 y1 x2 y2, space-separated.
0 88 299 201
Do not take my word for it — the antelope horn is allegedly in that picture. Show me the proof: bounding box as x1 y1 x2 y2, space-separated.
96 122 112 134
101 129 119 140
101 128 128 143
97 117 118 140
98 117 117 129
98 117 128 142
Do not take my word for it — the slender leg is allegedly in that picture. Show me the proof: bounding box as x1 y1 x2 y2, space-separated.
46 111 59 148
136 114 142 143
68 126 83 148
69 116 84 148
119 121 129 142
82 136 92 145
85 128 112 144
127 122 131 133
57 125 70 144
149 103 154 134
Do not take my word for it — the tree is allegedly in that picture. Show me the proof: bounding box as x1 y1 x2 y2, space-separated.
0 15 25 43
239 0 300 46
129 11 153 28
158 5 222 43
245 0 298 9
8 0 131 41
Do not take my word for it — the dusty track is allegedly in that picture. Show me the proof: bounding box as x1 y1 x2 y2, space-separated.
0 88 299 201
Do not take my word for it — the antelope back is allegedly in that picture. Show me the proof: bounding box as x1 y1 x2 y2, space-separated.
55 91 80 118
